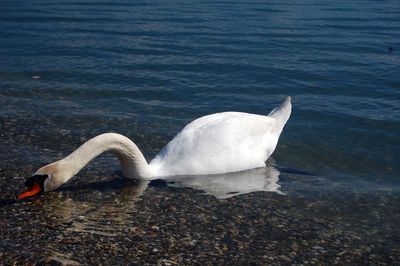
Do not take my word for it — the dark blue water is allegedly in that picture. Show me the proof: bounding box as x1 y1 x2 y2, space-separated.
1 0 399 188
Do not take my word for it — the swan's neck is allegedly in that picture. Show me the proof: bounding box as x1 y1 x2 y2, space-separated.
62 133 153 180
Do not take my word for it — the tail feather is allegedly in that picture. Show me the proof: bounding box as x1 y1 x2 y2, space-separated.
268 96 292 131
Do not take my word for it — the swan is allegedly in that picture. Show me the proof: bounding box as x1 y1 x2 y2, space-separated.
18 96 291 199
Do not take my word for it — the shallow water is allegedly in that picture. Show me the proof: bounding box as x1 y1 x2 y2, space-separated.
1 0 399 264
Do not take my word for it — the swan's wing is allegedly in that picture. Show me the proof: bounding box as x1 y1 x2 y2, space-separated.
150 112 280 176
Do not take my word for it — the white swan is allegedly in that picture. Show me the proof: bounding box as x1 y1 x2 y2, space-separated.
18 96 291 199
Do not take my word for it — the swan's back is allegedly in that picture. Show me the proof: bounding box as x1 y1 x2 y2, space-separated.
150 97 291 177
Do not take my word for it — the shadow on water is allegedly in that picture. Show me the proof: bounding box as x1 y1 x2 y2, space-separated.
278 167 315 176
0 198 17 207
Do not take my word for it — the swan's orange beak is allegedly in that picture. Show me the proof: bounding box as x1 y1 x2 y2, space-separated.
18 181 43 199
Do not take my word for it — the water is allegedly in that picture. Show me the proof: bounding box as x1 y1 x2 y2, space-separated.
0 0 399 264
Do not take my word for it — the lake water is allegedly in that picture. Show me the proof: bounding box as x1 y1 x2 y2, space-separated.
0 0 399 264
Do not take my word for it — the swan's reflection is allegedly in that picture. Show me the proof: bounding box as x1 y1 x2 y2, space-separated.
50 179 150 236
118 178 150 202
165 166 283 199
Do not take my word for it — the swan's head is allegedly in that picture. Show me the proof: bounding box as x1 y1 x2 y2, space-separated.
18 162 71 199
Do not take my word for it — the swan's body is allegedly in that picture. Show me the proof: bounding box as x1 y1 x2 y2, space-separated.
151 111 284 176
19 97 291 198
